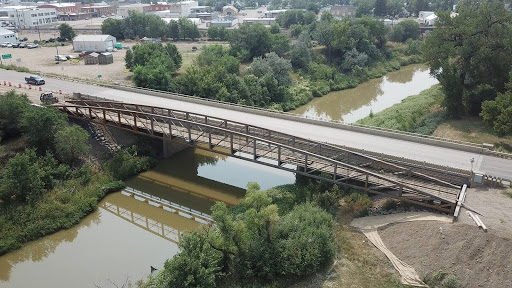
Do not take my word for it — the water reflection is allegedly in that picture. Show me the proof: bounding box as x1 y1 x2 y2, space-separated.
291 64 438 123
0 147 296 288
125 148 296 213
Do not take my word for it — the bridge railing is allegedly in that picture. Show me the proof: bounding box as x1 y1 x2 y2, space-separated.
57 103 460 213
67 100 471 186
46 74 512 160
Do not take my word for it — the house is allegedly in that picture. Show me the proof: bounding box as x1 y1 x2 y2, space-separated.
222 5 238 16
84 52 99 65
73 34 116 52
330 5 356 19
0 27 16 43
98 52 113 65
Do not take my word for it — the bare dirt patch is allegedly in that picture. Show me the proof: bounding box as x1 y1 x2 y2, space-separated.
0 40 221 87
374 188 512 288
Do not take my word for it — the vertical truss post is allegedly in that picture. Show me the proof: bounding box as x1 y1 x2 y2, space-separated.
365 174 369 188
168 119 173 140
304 154 308 172
102 109 106 121
333 163 337 180
117 111 121 126
278 146 282 166
88 107 92 119
187 124 192 142
150 118 154 134
208 131 212 150
133 113 137 130
230 133 234 155
253 139 257 160
245 125 249 144
399 184 403 197
204 116 208 125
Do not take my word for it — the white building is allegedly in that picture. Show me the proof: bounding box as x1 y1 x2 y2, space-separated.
0 6 57 28
0 27 16 43
73 34 116 52
168 1 198 17
117 4 148 18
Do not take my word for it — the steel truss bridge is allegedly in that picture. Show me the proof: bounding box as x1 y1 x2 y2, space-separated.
55 100 466 214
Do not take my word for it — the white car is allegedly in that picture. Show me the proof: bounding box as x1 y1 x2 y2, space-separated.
54 55 67 61
1 42 10 47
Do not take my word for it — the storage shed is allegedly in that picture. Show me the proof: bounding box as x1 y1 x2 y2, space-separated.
0 28 16 44
84 52 99 65
73 34 116 52
98 52 113 65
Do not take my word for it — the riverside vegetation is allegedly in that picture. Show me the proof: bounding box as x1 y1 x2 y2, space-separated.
0 91 156 256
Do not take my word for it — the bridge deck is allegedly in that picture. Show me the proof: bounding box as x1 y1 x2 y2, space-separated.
55 100 463 214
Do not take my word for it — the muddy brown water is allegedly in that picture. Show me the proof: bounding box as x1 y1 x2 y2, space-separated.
291 64 438 123
0 148 295 288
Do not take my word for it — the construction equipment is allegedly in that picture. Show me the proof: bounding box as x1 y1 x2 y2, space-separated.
40 92 59 104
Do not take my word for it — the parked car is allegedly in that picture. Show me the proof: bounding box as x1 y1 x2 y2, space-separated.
79 51 93 57
55 55 67 61
27 43 38 49
25 75 45 85
18 42 26 48
1 42 10 47
11 42 20 48
66 55 77 60
19 37 28 42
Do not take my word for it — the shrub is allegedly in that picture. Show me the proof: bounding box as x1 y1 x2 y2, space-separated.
423 270 460 288
341 192 372 217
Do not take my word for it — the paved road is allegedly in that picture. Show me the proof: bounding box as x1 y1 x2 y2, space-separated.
3 69 511 180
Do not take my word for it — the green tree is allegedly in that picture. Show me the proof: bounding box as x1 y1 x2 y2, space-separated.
229 23 271 62
178 18 201 40
270 33 291 57
374 0 388 16
0 149 44 204
58 23 76 40
146 14 168 38
54 125 91 165
387 0 404 18
389 19 419 42
101 18 124 39
270 22 281 34
355 0 375 17
21 106 67 154
0 90 30 139
161 230 223 288
275 202 335 276
207 25 219 40
247 52 292 86
168 20 180 40
423 1 512 117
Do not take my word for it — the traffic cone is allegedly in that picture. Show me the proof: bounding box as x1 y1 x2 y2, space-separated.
28 84 31 89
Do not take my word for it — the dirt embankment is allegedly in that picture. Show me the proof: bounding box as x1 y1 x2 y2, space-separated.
374 188 512 288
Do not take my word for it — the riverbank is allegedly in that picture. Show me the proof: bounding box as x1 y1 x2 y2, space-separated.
357 85 512 150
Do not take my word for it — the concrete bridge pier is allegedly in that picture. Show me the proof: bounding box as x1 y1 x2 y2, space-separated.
163 138 190 158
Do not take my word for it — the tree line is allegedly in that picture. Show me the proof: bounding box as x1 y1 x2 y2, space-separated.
102 11 201 40
125 13 422 111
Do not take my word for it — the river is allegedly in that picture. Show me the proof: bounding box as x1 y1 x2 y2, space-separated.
0 148 295 288
0 64 437 288
291 64 438 123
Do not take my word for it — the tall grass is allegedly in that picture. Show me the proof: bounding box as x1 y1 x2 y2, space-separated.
357 84 446 135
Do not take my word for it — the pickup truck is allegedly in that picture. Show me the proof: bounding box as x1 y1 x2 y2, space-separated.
25 75 45 85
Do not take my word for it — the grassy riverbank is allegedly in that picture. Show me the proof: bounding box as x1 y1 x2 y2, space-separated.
357 84 512 151
357 84 445 135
